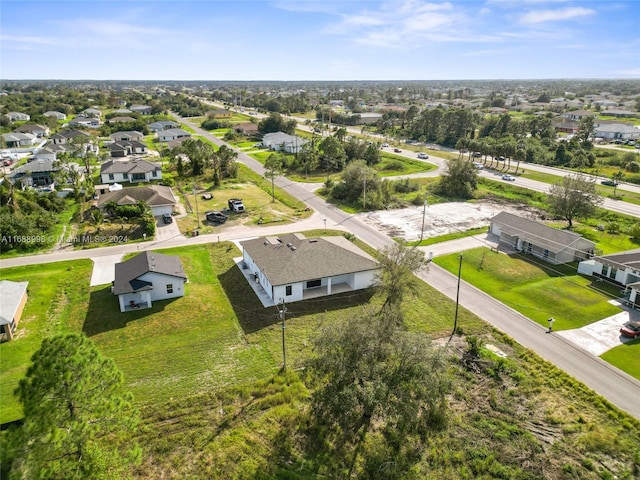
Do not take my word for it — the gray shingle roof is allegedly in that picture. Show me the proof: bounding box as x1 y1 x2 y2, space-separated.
97 185 176 208
113 251 186 295
491 211 594 253
594 250 640 270
241 233 379 286
101 159 159 175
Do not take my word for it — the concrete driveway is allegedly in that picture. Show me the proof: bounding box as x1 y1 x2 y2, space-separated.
155 216 185 242
90 254 123 286
557 300 640 356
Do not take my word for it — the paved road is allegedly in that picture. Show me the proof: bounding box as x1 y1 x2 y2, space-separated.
3 115 639 420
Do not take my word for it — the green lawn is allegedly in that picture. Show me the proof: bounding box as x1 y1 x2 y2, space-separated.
434 247 621 330
600 339 640 379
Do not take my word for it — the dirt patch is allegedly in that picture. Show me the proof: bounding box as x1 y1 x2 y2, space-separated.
357 200 543 242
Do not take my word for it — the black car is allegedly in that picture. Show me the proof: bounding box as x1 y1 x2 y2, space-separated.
162 213 173 224
600 179 619 187
205 211 228 224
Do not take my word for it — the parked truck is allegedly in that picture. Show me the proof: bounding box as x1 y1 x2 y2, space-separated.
228 198 245 213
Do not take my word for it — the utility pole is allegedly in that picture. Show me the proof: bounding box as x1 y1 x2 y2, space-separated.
363 173 367 210
452 254 463 337
419 198 428 244
279 299 287 370
193 185 200 229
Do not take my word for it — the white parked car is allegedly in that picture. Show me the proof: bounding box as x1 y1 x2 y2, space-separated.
417 153 429 159
381 143 389 148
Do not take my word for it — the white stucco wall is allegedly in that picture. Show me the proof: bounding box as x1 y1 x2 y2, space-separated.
138 272 185 301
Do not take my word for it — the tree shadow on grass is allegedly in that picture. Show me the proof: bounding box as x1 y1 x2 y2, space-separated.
82 286 177 337
217 265 376 335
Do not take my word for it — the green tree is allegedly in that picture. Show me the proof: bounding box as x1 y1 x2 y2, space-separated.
307 307 451 478
264 153 284 202
438 157 478 199
180 138 214 176
8 333 140 479
213 144 238 185
547 173 603 228
375 242 427 315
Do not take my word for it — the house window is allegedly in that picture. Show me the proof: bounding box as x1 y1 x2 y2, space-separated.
132 173 145 181
152 170 158 177
285 285 292 296
526 243 532 253
123 173 128 179
166 284 173 294
543 249 549 258
306 279 322 288
609 267 617 279
108 173 114 180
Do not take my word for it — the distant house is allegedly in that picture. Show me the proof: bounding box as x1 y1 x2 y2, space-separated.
100 158 161 183
240 233 379 304
8 157 82 188
234 122 260 136
262 132 308 154
562 110 596 122
110 131 144 142
32 147 57 163
14 123 50 137
1 132 37 147
113 251 186 312
156 128 191 142
602 109 637 119
129 104 153 115
353 112 383 125
489 211 596 264
578 251 640 308
594 123 640 141
97 185 177 217
43 111 67 120
553 120 580 134
69 116 100 129
108 140 148 158
51 129 91 145
4 112 30 122
0 280 29 341
81 108 102 118
148 120 178 132
108 116 137 124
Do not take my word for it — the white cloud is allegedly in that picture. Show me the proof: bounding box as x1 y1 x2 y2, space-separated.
519 7 595 24
0 34 71 48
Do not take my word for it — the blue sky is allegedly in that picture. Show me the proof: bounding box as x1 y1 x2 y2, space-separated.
1 0 639 80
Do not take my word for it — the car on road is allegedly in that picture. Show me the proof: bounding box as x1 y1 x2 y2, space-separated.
501 174 516 181
600 179 619 187
496 156 505 162
205 211 228 224
381 143 389 147
473 162 484 170
417 152 429 159
393 148 402 153
162 213 173 224
620 320 640 338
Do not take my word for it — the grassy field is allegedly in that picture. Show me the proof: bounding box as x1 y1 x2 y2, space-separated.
600 339 640 379
3 243 640 479
434 247 621 331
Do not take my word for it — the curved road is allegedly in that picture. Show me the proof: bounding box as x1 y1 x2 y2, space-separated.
3 115 639 420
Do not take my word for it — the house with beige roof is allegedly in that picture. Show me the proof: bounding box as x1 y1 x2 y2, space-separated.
100 158 161 183
239 233 379 304
96 185 177 217
490 212 596 265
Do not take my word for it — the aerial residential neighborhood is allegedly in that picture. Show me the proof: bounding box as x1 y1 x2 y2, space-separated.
1 0 640 478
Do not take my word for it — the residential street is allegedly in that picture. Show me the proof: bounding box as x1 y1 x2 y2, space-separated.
3 115 639 420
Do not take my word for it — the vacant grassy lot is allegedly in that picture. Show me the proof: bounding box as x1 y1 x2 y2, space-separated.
0 260 93 422
600 339 640 379
434 247 621 331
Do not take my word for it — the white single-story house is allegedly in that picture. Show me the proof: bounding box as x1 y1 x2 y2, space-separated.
32 148 57 163
239 233 379 304
81 108 102 118
68 116 100 129
262 132 308 154
113 251 186 312
4 112 30 122
51 129 90 145
353 112 383 125
594 123 640 141
110 131 144 142
490 211 596 264
96 185 177 217
14 123 50 137
108 116 137 124
100 158 162 183
2 132 37 147
129 104 153 115
156 128 191 142
578 251 640 308
43 111 67 120
148 121 178 132
0 280 29 341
